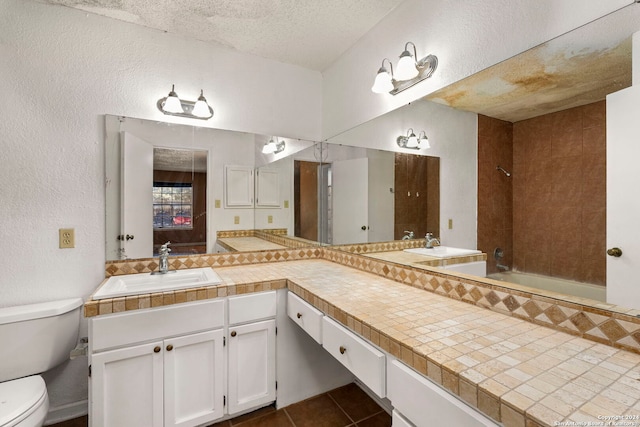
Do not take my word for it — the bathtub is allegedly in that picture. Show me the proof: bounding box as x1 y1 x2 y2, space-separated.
487 271 606 302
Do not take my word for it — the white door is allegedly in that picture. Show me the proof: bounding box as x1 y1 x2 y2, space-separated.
90 341 164 427
164 330 225 427
227 319 276 415
121 132 154 259
332 158 369 245
606 85 640 308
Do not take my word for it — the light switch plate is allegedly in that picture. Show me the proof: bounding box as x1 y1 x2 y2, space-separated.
268 215 273 224
234 216 240 224
284 200 289 208
215 199 221 208
448 219 453 230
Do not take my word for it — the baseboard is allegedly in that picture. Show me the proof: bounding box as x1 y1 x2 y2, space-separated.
44 399 88 426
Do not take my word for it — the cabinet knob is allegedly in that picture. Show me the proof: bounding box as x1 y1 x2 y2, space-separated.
339 346 346 355
231 331 237 337
297 312 302 319
153 346 161 353
166 344 173 351
607 247 623 257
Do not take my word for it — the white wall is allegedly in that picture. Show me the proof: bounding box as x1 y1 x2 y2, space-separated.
322 0 633 139
0 0 321 417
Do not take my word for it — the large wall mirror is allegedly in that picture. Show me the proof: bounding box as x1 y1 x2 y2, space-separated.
105 115 443 260
106 3 640 315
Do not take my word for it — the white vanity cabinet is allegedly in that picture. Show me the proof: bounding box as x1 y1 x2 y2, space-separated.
88 300 226 427
227 291 277 415
387 360 499 427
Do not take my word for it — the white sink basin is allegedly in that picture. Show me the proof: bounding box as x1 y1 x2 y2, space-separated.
404 246 482 259
93 268 223 300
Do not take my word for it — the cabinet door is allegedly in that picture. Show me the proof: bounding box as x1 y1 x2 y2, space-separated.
227 319 276 415
225 165 254 207
164 330 225 427
90 341 164 427
256 168 280 207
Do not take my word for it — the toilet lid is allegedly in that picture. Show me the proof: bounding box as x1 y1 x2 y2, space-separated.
0 376 47 426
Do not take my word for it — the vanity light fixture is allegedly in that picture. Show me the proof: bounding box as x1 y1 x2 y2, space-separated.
157 85 214 120
262 137 286 154
372 42 438 95
397 128 429 150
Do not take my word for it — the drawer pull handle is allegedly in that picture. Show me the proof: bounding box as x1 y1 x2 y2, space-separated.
166 344 174 351
153 346 161 353
231 331 237 337
339 346 346 355
297 312 302 319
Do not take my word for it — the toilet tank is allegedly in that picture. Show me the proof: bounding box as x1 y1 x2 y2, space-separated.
0 298 83 382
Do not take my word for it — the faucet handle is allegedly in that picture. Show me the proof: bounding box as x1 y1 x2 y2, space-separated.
425 232 433 239
159 241 172 254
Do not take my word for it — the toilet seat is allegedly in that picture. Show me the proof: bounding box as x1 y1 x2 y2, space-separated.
0 376 48 427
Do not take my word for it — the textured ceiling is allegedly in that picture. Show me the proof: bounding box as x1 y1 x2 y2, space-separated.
37 0 406 71
34 1 640 122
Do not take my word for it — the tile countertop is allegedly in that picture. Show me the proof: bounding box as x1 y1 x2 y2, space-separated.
216 236 288 252
87 259 640 426
360 249 487 267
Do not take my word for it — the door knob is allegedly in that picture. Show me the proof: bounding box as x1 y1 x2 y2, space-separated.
230 331 237 337
607 247 623 257
339 346 346 355
166 344 173 351
297 313 302 319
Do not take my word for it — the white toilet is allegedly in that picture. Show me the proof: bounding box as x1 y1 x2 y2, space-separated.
0 298 83 427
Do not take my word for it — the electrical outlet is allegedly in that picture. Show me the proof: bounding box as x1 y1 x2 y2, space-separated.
59 228 75 248
234 216 240 225
284 200 289 208
448 219 453 230
268 215 273 224
215 199 221 208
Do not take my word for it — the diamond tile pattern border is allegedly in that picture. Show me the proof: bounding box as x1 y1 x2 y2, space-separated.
102 245 640 354
322 250 640 355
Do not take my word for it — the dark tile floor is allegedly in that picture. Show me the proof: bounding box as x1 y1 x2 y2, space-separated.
210 383 390 427
48 383 391 427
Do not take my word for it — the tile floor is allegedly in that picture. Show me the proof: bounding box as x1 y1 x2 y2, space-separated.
48 383 391 427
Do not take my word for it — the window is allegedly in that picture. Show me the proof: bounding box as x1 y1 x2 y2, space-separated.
153 182 193 229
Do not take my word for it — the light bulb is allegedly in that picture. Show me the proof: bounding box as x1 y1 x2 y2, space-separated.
395 50 419 81
371 67 394 93
192 90 212 118
162 85 184 113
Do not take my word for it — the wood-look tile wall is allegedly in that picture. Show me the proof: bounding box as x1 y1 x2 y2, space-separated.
478 101 606 285
477 115 513 275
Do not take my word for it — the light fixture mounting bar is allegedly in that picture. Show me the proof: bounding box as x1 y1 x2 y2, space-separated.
390 54 438 95
156 98 213 120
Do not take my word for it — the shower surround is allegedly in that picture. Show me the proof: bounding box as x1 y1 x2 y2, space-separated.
478 100 606 285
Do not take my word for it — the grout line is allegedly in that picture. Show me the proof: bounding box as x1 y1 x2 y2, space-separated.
282 408 297 427
325 391 356 425
355 410 385 425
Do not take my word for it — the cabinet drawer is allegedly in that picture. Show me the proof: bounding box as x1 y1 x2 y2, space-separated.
229 291 277 325
392 410 413 427
90 299 225 352
321 317 385 398
388 360 499 427
287 292 323 344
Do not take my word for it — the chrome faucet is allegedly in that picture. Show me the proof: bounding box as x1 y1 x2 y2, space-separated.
402 230 415 240
153 241 173 275
425 233 440 249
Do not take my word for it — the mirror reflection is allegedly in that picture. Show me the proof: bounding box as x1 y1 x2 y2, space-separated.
106 116 441 259
105 4 640 315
